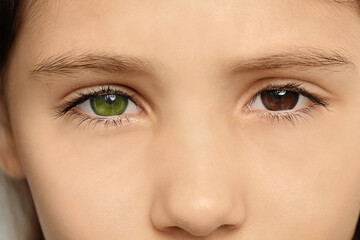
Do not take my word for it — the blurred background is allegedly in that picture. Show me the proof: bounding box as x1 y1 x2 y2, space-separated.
0 171 37 240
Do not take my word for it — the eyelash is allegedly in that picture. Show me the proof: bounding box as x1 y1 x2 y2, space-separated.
54 83 330 128
246 82 330 125
54 85 143 128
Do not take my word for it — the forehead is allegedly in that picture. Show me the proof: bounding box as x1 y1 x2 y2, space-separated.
21 0 359 39
24 0 359 19
22 0 359 33
15 0 360 72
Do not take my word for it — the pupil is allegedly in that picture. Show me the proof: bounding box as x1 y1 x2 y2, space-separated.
104 94 117 104
261 90 299 111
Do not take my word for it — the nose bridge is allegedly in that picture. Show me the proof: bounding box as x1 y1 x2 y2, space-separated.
160 97 231 178
163 83 228 155
150 104 246 237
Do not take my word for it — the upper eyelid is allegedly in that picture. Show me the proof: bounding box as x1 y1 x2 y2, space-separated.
251 83 303 98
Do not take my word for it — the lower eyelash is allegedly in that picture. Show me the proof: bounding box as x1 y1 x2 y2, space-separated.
63 110 132 129
256 106 315 125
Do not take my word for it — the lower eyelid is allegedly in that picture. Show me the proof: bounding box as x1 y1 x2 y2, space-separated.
254 107 315 125
64 109 141 129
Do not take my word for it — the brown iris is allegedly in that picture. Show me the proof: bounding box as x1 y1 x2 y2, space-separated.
260 90 299 111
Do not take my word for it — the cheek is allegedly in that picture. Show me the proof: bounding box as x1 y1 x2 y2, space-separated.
10 102 156 238
237 111 360 239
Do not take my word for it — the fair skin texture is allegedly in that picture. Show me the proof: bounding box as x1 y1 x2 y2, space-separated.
1 0 360 239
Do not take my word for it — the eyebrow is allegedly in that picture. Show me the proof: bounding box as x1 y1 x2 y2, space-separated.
30 47 355 80
226 47 355 73
325 0 359 8
30 51 154 77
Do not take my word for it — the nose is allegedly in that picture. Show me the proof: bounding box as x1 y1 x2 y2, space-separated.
150 123 246 237
151 185 246 237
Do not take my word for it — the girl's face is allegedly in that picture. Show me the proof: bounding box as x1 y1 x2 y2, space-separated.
1 0 360 239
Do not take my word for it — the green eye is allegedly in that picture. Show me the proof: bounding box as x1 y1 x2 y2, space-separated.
90 94 128 116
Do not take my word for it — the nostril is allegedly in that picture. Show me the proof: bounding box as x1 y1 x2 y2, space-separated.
151 194 246 237
161 223 240 237
162 225 217 237
150 151 247 238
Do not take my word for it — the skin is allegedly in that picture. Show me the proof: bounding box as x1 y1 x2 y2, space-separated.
1 0 360 239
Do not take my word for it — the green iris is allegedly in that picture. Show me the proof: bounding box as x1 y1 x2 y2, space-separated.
90 94 128 116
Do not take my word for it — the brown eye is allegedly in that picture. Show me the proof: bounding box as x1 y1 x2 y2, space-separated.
260 90 299 111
